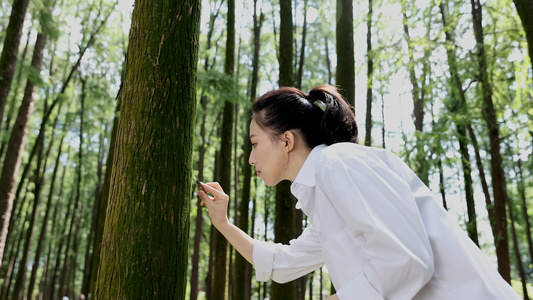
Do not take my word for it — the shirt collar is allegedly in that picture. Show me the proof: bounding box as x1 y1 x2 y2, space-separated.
291 144 327 209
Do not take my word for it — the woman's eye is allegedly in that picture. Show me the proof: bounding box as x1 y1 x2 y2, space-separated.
251 143 257 148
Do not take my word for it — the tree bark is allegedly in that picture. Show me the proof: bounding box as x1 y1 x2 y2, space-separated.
336 0 355 106
470 0 511 282
0 0 30 130
94 0 201 297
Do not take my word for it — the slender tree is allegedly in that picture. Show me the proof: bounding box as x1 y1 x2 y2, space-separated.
272 0 297 297
95 0 201 297
470 0 511 282
0 13 48 271
512 0 533 71
336 0 355 106
212 0 235 298
364 0 374 146
0 0 30 131
232 1 262 299
439 1 478 245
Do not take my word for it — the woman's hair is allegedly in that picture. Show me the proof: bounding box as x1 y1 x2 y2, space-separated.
252 84 358 147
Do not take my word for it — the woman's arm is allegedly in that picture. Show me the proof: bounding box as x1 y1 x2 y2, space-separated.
198 182 254 264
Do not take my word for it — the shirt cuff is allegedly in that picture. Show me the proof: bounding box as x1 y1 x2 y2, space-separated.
336 272 383 300
253 239 277 282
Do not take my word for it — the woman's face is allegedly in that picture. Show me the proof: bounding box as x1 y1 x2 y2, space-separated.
248 119 288 186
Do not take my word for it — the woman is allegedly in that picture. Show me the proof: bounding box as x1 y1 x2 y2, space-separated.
197 85 520 299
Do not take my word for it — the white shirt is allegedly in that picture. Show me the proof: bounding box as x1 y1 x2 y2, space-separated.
252 143 521 299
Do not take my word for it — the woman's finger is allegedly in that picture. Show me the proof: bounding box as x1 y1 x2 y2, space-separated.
201 182 227 199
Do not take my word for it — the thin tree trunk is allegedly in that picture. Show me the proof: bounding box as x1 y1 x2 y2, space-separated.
296 0 308 90
439 1 478 245
364 0 374 146
507 193 529 299
470 0 511 282
0 26 32 161
0 26 46 270
272 0 296 296
0 0 30 129
401 1 432 184
512 0 533 72
325 37 332 85
336 0 355 106
516 159 533 264
0 194 28 300
233 3 262 300
81 125 104 297
95 0 201 297
26 135 64 299
60 78 85 298
12 130 45 300
212 0 235 297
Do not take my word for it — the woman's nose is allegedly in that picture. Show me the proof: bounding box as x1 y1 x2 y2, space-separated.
248 151 255 166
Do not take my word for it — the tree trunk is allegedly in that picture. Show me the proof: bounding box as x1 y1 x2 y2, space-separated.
364 0 373 146
512 0 533 72
26 135 64 299
94 0 201 298
0 194 28 300
0 27 47 271
82 95 103 298
325 37 332 85
0 27 32 161
507 193 529 299
336 0 355 106
212 0 235 297
516 159 533 265
232 2 262 300
88 92 121 296
470 0 511 282
296 0 308 90
0 0 30 130
190 5 220 299
401 1 432 184
59 79 85 298
272 0 297 297
439 1 478 245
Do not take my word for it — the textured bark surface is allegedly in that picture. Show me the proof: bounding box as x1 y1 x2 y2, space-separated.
95 0 201 298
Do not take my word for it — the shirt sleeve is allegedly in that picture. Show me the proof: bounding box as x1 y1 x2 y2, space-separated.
252 226 325 284
317 150 434 299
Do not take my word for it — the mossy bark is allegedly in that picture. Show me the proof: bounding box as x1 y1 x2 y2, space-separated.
94 0 201 298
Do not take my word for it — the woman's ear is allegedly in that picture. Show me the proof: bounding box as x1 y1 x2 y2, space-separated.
283 131 295 152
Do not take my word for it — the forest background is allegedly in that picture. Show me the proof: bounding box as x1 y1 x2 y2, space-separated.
0 0 531 298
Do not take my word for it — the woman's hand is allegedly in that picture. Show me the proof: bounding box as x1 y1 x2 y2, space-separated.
196 181 255 264
326 294 339 300
197 182 230 228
